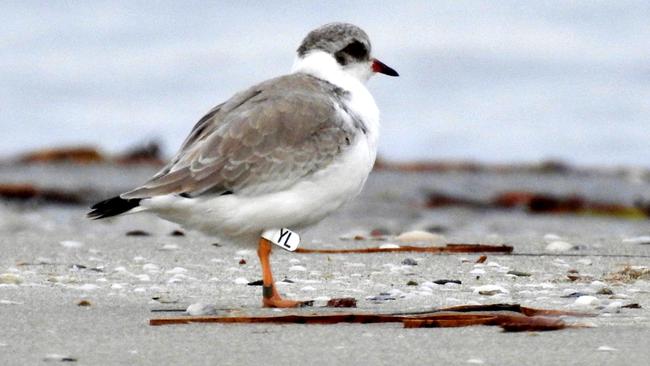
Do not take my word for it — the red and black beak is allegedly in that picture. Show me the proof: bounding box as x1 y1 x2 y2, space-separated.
372 59 399 77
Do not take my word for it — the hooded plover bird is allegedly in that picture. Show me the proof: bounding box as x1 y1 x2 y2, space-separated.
88 22 398 307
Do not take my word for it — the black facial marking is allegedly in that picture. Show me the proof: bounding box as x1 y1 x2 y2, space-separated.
342 40 368 59
334 39 369 66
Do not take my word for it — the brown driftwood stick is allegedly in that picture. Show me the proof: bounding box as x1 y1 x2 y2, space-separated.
150 303 590 331
295 243 513 254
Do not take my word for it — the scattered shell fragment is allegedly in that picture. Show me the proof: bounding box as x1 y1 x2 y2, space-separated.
506 270 531 277
0 273 22 284
604 265 650 283
473 285 508 296
233 277 248 285
597 346 618 352
43 354 77 362
621 236 650 245
289 265 306 272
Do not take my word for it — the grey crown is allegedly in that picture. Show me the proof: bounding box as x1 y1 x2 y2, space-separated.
297 22 372 62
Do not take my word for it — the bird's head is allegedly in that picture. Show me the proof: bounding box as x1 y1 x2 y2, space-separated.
293 23 398 84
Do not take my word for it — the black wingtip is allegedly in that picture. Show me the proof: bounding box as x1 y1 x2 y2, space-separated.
87 196 141 219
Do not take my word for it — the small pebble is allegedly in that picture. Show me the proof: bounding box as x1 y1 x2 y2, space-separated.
125 230 150 237
238 259 246 265
433 279 462 285
43 354 77 362
506 270 531 277
77 300 92 307
545 241 573 252
326 297 357 308
169 230 185 236
186 303 217 316
596 288 614 295
401 258 418 266
406 280 418 286
339 230 367 240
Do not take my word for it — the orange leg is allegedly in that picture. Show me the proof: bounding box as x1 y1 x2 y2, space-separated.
257 237 311 308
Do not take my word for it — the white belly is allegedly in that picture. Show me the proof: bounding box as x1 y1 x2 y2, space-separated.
147 134 376 244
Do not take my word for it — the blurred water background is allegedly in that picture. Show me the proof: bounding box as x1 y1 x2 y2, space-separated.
1 1 649 167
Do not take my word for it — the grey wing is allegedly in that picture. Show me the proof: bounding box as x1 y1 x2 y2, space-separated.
121 76 354 199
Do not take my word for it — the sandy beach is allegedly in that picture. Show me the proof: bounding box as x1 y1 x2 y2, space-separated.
1 164 649 365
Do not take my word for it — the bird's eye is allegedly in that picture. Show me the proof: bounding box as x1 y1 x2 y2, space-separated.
340 40 368 60
335 54 347 65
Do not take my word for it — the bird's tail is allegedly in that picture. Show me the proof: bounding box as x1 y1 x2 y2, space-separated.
87 196 142 219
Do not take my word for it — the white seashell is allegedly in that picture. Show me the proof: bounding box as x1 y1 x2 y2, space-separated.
60 240 83 248
186 303 217 316
473 285 508 296
545 241 573 252
396 230 446 244
574 295 600 307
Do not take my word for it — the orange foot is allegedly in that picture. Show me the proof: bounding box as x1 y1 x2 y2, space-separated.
262 286 313 308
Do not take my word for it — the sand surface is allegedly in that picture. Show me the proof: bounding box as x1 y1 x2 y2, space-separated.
1 166 649 365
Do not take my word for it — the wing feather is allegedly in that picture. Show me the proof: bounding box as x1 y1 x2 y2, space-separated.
122 74 355 199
